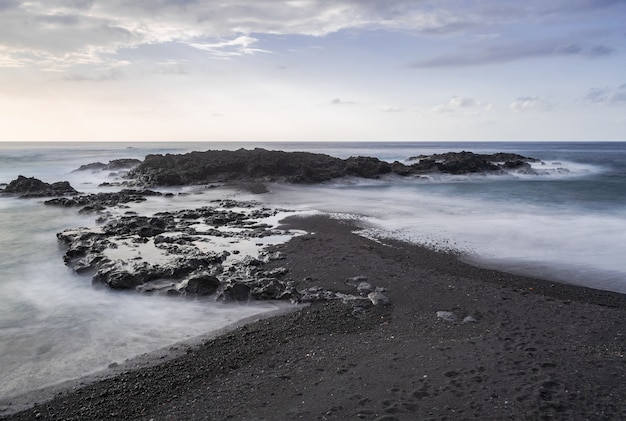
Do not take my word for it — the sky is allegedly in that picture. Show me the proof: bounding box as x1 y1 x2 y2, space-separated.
0 0 625 142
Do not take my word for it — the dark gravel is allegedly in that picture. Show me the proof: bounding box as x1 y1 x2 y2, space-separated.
3 214 626 420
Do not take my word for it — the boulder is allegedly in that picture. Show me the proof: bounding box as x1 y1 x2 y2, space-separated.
1 176 79 198
184 274 220 296
217 283 251 302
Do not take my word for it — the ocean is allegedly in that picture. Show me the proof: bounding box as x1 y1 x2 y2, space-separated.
1 141 625 403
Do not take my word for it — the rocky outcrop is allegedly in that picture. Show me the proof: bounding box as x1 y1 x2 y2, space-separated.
128 148 361 186
55 199 387 306
73 159 142 172
407 151 540 174
44 189 165 213
127 148 542 187
1 176 80 198
55 201 298 300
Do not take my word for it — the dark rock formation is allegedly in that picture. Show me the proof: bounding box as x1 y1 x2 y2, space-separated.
1 176 79 198
44 189 164 213
128 148 395 186
55 199 381 305
184 274 221 296
73 159 142 172
126 148 542 187
407 151 540 174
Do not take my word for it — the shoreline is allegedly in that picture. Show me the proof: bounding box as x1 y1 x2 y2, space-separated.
3 214 626 420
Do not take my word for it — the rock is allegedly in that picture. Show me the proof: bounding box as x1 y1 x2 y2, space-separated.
436 311 458 323
217 283 251 302
367 291 391 306
73 162 108 172
345 276 368 286
126 148 543 187
45 189 163 212
356 281 374 294
1 176 79 198
463 315 478 324
250 278 300 301
73 159 142 172
184 274 220 296
127 148 399 186
407 151 541 174
263 251 286 262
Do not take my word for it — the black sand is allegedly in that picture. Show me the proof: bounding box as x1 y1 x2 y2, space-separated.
3 214 626 420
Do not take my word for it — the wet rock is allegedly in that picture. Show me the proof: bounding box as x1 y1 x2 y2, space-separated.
217 283 251 302
1 176 79 198
73 159 142 172
45 189 164 213
125 148 544 187
407 151 541 175
184 274 220 296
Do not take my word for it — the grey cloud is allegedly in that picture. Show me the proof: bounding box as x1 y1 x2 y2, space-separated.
412 41 613 68
582 84 626 106
0 0 19 11
587 45 614 57
331 98 355 105
0 0 622 71
544 0 625 14
35 14 81 26
510 96 554 112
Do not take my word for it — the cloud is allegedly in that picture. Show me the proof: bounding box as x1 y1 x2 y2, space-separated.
432 96 493 113
188 35 269 58
411 41 614 68
331 98 355 105
581 84 626 106
0 0 623 71
0 0 18 10
509 96 554 112
380 105 404 112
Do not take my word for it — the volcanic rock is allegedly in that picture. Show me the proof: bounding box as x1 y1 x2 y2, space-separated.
407 151 540 174
1 176 79 198
126 148 543 187
73 159 142 172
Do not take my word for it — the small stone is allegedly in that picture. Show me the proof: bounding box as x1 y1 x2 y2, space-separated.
367 291 390 306
462 315 478 324
356 281 374 294
436 311 458 322
345 276 368 286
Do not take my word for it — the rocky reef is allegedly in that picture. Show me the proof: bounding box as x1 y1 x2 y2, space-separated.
45 189 166 213
73 158 142 173
1 148 539 308
407 151 541 174
0 175 80 198
127 148 540 186
56 199 389 307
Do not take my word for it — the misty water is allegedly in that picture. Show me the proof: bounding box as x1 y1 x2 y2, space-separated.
1 141 626 403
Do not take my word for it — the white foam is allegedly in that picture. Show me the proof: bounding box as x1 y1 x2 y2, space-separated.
262 182 626 294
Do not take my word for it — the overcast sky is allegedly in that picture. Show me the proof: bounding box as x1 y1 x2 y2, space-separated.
1 0 625 141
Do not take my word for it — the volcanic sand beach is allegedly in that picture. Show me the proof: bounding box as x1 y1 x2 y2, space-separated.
3 214 626 420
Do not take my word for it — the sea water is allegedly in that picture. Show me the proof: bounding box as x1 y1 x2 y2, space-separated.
1 141 625 403
0 142 293 404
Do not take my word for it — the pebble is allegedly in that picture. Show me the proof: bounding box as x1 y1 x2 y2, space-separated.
463 315 478 324
436 311 458 322
368 291 391 306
